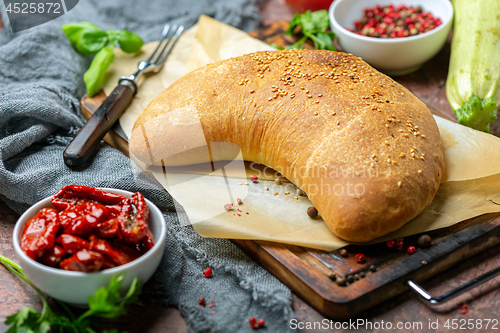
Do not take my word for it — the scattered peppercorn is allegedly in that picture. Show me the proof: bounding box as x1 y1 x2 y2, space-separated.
275 178 282 185
307 206 318 218
395 241 404 250
354 274 360 280
350 4 442 38
386 239 395 248
336 276 347 286
209 301 215 308
199 297 206 307
203 267 213 278
249 317 257 328
297 188 304 196
251 175 258 183
257 318 265 327
237 198 243 205
339 248 348 257
347 275 355 283
359 271 366 278
418 234 432 248
369 265 377 272
224 204 233 211
355 253 365 263
211 311 215 315
407 246 416 254
327 271 336 280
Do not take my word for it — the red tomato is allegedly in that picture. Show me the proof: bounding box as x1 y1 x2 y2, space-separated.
285 0 333 13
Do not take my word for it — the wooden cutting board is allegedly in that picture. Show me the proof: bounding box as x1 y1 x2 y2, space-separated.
81 92 500 320
79 22 500 318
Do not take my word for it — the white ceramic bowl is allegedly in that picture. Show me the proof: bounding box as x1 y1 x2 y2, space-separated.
13 188 166 307
329 0 453 75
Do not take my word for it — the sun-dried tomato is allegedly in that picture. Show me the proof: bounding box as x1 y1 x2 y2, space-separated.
56 234 91 255
21 208 60 260
136 229 155 254
112 241 142 262
95 218 120 239
59 202 111 236
102 256 118 270
89 235 130 266
117 192 149 244
60 249 104 272
52 185 126 214
39 245 66 267
22 186 155 272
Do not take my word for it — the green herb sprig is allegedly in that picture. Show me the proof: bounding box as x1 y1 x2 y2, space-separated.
285 10 336 51
0 254 142 333
62 22 144 97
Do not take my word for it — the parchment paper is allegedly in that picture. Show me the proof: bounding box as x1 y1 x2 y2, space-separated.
105 15 500 251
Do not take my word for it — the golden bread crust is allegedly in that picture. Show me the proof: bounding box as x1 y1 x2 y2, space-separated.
130 49 445 242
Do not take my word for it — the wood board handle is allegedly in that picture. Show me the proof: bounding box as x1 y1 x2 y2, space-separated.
64 83 135 167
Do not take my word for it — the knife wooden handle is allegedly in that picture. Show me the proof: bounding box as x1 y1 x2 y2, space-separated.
63 82 135 168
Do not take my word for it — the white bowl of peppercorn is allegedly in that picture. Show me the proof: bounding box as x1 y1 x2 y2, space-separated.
12 187 167 307
329 0 453 76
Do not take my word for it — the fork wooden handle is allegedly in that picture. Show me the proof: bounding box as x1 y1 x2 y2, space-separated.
63 82 135 168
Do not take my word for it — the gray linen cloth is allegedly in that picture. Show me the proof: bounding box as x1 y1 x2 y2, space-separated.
0 1 295 332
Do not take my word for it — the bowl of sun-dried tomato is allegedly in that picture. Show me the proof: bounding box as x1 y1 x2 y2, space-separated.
12 185 167 306
329 0 453 75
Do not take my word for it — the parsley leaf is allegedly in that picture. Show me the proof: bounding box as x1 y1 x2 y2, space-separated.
0 254 140 333
284 10 336 51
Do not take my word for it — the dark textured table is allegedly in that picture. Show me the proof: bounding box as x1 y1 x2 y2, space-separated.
1 0 500 332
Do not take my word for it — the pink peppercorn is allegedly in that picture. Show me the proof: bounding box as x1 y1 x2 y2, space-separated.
407 246 416 254
386 240 395 248
249 317 257 328
203 268 212 278
351 4 441 38
355 253 365 263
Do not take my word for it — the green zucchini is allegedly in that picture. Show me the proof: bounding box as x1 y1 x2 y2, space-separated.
446 0 500 132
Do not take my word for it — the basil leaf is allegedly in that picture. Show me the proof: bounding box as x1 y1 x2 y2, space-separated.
84 45 115 97
76 29 109 56
113 29 144 53
61 21 103 49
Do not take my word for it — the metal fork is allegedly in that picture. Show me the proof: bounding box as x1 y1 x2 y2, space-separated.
63 24 184 168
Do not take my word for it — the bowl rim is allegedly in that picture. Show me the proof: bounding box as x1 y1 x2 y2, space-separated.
12 187 167 277
329 0 454 44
